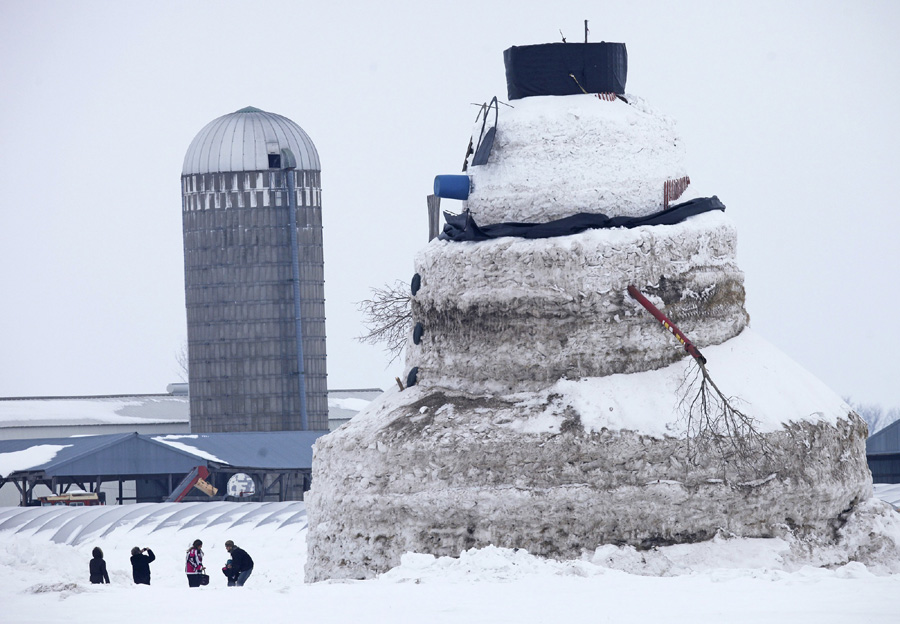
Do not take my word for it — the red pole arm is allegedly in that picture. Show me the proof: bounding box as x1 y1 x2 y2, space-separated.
627 285 707 365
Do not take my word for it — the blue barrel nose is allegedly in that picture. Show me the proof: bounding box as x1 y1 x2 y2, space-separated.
434 175 470 200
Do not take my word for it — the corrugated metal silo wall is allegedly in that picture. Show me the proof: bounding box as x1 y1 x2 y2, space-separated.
181 170 327 432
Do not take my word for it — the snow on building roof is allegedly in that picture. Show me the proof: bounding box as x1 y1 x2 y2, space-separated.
327 388 383 425
0 443 72 480
0 389 380 435
0 394 189 430
182 106 320 175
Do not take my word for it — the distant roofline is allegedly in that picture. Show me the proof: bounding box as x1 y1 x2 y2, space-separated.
0 420 188 428
0 394 182 402
1 388 382 402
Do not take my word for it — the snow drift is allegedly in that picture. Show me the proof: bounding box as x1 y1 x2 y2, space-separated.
2 501 900 624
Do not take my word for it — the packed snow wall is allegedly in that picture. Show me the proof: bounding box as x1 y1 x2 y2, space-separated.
408 211 747 393
305 42 873 582
305 367 871 581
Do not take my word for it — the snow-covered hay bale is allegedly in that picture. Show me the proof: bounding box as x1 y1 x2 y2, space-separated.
408 211 747 393
305 331 873 581
464 95 692 224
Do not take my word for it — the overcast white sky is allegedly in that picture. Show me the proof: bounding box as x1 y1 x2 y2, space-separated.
1 1 898 410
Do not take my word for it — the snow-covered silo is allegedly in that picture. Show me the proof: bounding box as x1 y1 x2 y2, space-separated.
181 106 327 433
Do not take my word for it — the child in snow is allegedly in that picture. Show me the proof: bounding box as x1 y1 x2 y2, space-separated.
222 558 239 586
89 547 110 584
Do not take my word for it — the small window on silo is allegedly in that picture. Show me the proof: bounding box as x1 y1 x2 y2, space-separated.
266 141 281 169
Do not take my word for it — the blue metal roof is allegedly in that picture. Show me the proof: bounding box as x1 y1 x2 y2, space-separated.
150 431 326 470
0 431 328 479
0 433 202 478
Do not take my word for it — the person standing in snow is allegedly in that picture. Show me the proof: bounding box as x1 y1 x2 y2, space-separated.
224 540 253 586
130 546 155 585
186 539 206 587
89 547 110 584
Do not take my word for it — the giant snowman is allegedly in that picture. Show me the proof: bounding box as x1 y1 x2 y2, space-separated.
305 42 873 581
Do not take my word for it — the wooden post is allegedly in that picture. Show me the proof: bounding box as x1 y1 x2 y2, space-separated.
15 478 27 506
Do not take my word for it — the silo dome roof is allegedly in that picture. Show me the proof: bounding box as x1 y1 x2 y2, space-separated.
182 106 320 175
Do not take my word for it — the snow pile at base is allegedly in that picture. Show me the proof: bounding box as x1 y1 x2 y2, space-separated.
383 497 900 581
874 483 900 509
1 501 899 624
464 94 697 224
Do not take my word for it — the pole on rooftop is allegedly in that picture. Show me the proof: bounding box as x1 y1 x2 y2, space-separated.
284 149 309 431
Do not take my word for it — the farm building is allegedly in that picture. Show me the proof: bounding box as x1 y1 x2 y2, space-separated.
0 387 382 506
0 431 323 506
867 419 900 484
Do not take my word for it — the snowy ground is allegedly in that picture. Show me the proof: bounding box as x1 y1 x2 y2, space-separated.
1 501 899 623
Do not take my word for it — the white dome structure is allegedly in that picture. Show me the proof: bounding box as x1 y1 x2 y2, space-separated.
182 106 320 175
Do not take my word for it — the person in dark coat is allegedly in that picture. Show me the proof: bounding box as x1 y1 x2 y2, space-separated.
130 546 155 585
89 547 110 584
224 540 253 586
